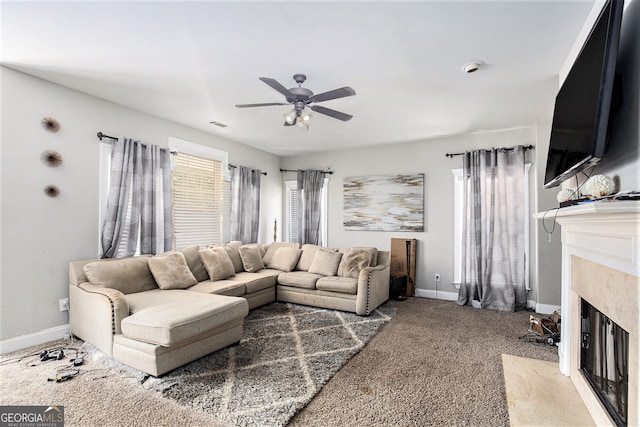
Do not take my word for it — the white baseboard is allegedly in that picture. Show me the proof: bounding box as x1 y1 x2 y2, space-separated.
0 324 70 355
414 288 458 301
413 293 557 313
536 303 561 315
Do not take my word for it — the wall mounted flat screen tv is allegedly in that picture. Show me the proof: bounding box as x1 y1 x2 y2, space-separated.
543 0 624 188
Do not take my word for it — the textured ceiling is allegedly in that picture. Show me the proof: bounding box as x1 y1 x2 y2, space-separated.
1 1 596 156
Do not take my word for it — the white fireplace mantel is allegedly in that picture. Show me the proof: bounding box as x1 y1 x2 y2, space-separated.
536 200 640 425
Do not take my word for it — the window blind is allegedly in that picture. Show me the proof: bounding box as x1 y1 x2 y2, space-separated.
287 186 299 243
172 152 225 248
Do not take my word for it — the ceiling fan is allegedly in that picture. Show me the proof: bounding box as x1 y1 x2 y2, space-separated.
235 74 355 127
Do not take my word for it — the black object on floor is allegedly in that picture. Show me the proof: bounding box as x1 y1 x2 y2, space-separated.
390 275 407 301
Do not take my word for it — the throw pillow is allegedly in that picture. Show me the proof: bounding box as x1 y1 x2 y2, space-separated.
267 247 303 272
309 250 343 276
200 247 236 281
224 241 244 273
295 244 320 271
177 245 209 282
83 256 158 294
239 244 265 272
337 248 372 279
339 246 378 267
148 251 198 290
262 242 300 265
204 241 244 273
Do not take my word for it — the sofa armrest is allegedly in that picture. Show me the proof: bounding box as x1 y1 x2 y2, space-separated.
69 282 129 356
355 265 390 315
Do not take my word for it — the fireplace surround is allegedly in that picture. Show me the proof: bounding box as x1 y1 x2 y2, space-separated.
545 201 639 426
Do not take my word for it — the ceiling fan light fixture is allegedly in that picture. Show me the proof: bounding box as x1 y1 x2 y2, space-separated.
284 109 297 124
238 74 356 126
300 112 313 124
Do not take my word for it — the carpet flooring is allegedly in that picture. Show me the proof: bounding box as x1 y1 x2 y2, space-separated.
85 302 395 427
0 298 557 426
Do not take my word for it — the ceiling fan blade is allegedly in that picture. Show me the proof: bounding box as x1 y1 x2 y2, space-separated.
310 105 353 121
236 102 289 108
283 120 295 127
310 87 356 103
259 77 296 101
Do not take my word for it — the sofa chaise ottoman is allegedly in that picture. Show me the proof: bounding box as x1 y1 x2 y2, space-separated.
68 254 249 376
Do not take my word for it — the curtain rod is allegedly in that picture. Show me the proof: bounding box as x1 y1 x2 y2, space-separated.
97 132 176 155
279 168 334 175
445 144 534 158
97 132 118 141
229 164 267 176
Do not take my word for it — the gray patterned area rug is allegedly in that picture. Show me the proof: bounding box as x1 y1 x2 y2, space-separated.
87 302 395 427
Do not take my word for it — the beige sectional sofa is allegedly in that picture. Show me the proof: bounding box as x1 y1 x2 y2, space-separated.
68 241 389 376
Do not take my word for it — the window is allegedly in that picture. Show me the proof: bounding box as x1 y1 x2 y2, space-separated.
172 152 225 247
452 164 531 287
285 181 299 243
169 137 230 248
98 137 230 255
285 178 328 245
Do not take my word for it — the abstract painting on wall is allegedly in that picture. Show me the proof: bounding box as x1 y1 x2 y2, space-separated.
343 174 424 231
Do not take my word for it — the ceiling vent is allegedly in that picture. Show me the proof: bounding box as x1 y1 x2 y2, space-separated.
209 121 229 128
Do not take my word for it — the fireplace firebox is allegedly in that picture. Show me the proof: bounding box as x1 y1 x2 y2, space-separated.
581 299 629 426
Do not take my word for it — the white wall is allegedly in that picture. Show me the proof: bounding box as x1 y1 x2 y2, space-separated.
282 126 538 299
0 67 282 343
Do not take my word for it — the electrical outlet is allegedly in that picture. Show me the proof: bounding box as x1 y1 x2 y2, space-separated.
59 298 69 312
434 273 441 282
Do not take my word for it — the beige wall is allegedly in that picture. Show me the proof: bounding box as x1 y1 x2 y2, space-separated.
282 126 540 300
0 67 282 341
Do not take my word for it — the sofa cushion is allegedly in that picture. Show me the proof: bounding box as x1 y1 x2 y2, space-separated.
177 245 209 282
83 257 158 294
267 247 302 272
295 244 319 271
308 250 343 276
234 270 278 293
277 271 323 289
339 246 378 267
148 251 198 290
239 245 265 272
224 241 244 273
263 242 299 265
337 248 372 279
200 247 236 281
206 241 243 274
316 276 358 295
188 279 245 297
120 292 248 347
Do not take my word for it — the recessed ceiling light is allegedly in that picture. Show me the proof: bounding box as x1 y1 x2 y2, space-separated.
461 60 485 74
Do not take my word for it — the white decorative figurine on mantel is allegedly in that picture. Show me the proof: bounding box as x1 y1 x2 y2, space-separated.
557 188 578 203
584 174 615 198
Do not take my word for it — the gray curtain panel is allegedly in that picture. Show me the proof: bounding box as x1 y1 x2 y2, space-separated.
456 145 526 312
101 138 173 258
297 169 324 245
230 166 262 244
140 144 173 255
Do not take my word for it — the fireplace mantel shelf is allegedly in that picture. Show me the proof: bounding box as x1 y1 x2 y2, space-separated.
534 199 640 220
